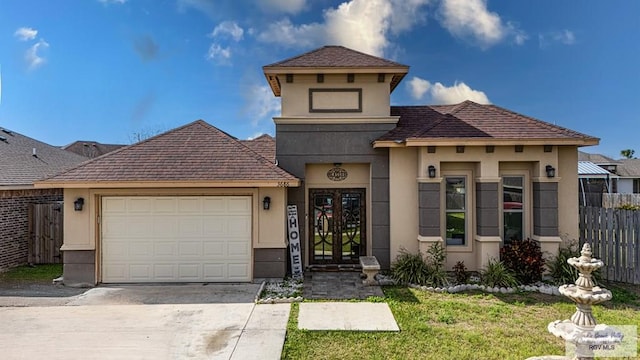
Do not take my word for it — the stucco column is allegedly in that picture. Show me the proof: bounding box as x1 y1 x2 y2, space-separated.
475 181 501 269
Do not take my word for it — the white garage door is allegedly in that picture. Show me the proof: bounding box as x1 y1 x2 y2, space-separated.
101 196 252 283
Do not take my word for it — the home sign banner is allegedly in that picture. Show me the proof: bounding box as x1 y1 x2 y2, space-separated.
287 205 303 279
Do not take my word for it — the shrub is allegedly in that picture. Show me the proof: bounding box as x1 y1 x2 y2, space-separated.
547 241 579 285
480 259 519 288
391 250 431 285
391 243 449 287
500 238 545 284
548 241 602 285
453 261 470 284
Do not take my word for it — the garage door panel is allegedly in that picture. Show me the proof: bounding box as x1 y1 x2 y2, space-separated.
129 264 151 281
228 197 251 213
178 198 202 213
178 217 204 237
203 242 225 257
128 198 153 213
228 263 250 279
102 196 251 283
203 264 225 280
178 242 201 256
179 264 201 280
228 242 250 257
202 198 225 213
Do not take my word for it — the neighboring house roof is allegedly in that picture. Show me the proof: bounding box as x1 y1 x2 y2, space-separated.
578 161 618 178
62 141 124 158
0 127 88 187
240 134 276 162
578 151 619 165
263 45 409 96
36 120 299 187
616 159 640 177
375 100 599 146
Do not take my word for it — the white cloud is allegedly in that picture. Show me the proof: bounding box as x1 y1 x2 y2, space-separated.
408 76 431 99
258 0 430 57
258 0 307 14
258 18 324 50
438 0 524 48
14 27 38 41
408 76 490 104
539 29 576 48
98 0 127 4
553 29 575 45
177 0 217 19
206 44 231 62
244 85 280 126
25 39 49 70
211 21 244 42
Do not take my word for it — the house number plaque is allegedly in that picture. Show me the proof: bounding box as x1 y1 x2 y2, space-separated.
327 167 348 181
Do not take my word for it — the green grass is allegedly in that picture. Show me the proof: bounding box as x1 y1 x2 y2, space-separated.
282 286 640 360
0 264 62 282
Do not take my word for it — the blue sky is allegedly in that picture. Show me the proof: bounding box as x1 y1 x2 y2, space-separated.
0 0 638 158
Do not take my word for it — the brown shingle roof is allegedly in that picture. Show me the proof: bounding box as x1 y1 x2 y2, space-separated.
578 151 619 165
263 45 409 96
39 120 298 185
0 127 88 186
377 100 598 145
617 159 640 177
62 141 125 158
240 134 276 162
263 45 408 68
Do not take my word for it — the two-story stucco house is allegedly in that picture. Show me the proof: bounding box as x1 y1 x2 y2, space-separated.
37 46 598 286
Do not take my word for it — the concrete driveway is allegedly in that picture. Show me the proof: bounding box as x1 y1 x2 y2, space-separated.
0 284 291 360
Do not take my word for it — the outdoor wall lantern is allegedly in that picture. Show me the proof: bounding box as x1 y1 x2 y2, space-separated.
263 196 271 210
428 165 437 178
74 197 85 211
545 165 556 178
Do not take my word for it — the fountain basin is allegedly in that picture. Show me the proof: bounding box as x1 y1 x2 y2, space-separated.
558 285 612 304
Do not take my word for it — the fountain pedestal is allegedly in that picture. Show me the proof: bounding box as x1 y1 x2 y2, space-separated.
528 244 623 360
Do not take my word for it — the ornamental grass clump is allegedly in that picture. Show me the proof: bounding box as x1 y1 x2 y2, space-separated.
391 243 449 288
480 259 519 288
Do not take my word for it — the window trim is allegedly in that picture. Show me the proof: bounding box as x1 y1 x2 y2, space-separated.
441 170 473 250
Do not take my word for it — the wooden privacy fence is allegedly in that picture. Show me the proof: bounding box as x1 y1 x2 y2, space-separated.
579 206 640 284
602 193 640 208
27 203 63 264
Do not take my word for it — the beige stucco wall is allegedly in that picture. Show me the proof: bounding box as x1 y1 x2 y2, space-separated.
558 146 579 243
387 144 574 271
389 147 419 262
280 74 391 117
62 187 288 280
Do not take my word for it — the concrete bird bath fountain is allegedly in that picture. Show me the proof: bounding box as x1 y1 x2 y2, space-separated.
528 243 623 360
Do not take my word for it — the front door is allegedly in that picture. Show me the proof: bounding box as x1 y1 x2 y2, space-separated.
309 189 366 265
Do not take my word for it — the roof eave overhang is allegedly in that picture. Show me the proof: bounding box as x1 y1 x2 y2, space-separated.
373 138 600 148
263 66 409 96
34 179 301 189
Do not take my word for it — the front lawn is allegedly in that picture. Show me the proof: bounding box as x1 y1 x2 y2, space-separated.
0 264 62 282
282 286 640 360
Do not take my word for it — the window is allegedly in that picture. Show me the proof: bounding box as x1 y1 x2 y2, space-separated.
634 179 640 194
445 177 466 245
503 176 524 244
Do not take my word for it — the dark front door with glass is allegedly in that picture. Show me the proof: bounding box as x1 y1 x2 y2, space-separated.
309 189 366 265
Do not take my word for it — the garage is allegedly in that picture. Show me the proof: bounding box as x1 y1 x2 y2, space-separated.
101 196 252 283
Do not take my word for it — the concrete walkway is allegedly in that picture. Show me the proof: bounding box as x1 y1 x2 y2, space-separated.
298 302 399 331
